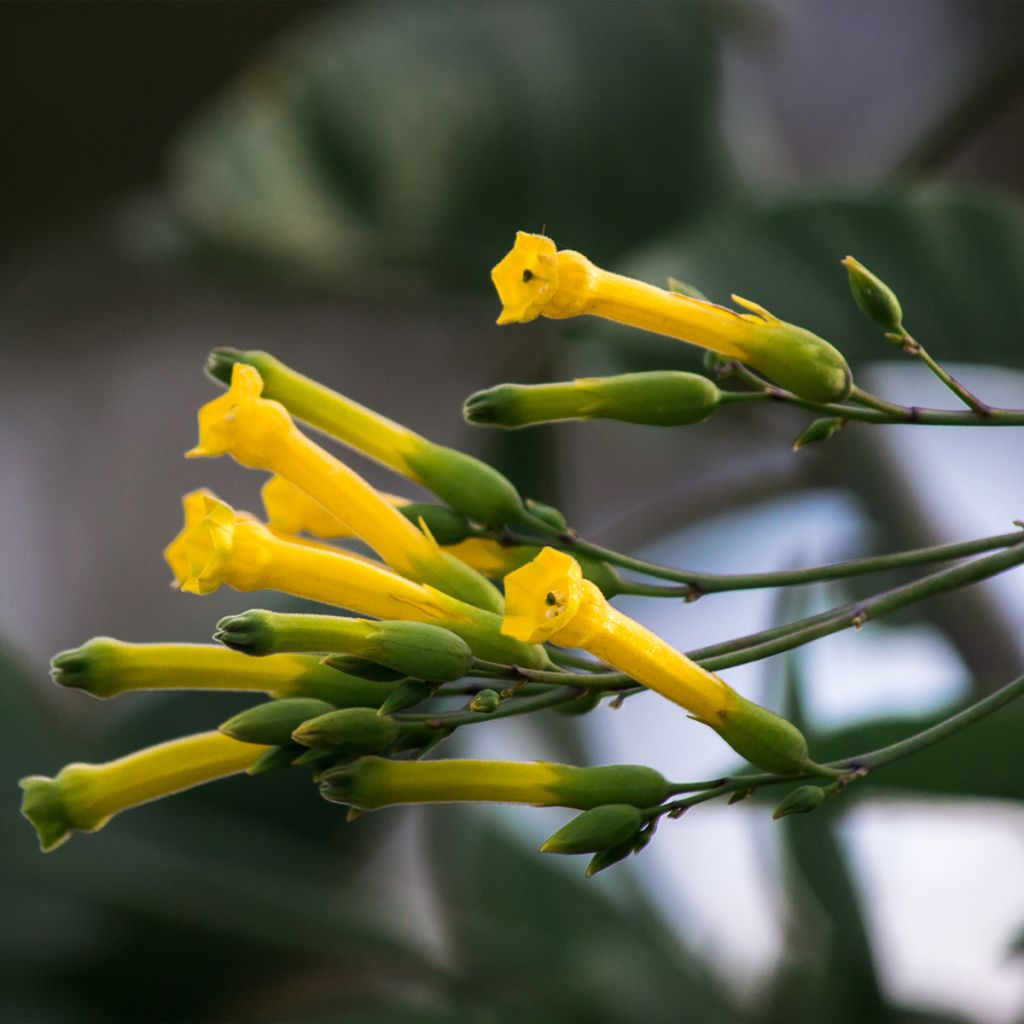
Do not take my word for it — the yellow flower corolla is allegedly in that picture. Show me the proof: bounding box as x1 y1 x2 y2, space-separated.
501 548 811 773
188 364 502 613
19 732 266 851
262 474 408 540
491 232 852 404
165 493 548 668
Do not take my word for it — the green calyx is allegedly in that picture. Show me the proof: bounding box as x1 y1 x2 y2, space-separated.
741 322 853 404
772 784 827 820
707 695 811 775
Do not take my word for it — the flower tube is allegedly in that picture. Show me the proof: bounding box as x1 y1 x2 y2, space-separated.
206 348 551 529
491 232 852 404
164 491 548 668
501 548 812 774
188 363 502 613
49 637 397 706
319 757 672 811
20 732 266 851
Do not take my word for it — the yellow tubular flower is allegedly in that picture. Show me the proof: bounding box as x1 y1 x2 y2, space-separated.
491 232 852 404
501 548 812 774
165 492 548 668
19 732 266 851
188 364 502 614
262 474 409 540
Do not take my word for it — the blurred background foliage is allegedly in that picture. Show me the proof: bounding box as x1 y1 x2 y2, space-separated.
3 2 1024 1022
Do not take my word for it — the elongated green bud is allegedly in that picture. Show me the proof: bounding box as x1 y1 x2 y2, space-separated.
465 372 721 429
792 417 845 451
206 348 535 528
215 612 474 683
319 758 671 811
468 688 501 714
524 499 567 530
540 804 643 855
291 708 400 754
398 503 472 545
707 695 811 776
772 784 826 820
377 679 435 715
48 637 391 705
220 698 335 745
842 255 903 332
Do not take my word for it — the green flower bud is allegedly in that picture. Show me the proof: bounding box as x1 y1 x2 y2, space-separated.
792 417 845 451
464 372 721 429
468 688 501 714
220 698 335 746
524 499 567 530
772 784 827 820
540 804 643 855
398 503 472 545
842 255 903 332
320 655 408 683
216 612 474 684
19 776 74 852
377 679 436 715
555 689 603 716
291 708 400 753
707 695 810 775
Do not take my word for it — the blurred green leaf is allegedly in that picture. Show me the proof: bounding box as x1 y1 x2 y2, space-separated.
603 188 1024 372
170 2 732 287
426 811 736 1024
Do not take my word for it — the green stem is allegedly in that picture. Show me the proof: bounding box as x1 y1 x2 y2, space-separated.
495 521 1024 593
396 686 581 728
653 670 1024 818
892 330 992 416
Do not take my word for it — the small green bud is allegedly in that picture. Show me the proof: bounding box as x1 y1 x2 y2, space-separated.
772 784 826 820
585 839 637 877
464 372 721 429
220 698 336 746
468 688 501 714
291 708 400 753
555 689 603 716
362 621 474 683
320 655 408 683
709 695 811 775
246 744 302 775
842 255 903 332
540 804 643 855
525 499 566 530
377 679 436 715
792 416 845 451
398 503 472 545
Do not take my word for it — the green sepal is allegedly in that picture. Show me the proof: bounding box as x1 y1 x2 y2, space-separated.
377 679 436 715
540 804 643 855
362 621 474 682
398 503 472 545
585 839 637 877
246 744 304 775
320 655 408 683
219 697 335 746
792 416 845 451
19 776 74 852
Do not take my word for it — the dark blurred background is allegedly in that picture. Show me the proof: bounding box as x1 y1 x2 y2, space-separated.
3 2 1024 1022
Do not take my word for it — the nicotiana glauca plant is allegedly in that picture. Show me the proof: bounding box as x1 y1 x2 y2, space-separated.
21 233 1024 876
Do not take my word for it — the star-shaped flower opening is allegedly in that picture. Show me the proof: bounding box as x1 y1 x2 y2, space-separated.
490 232 560 325
501 547 583 643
